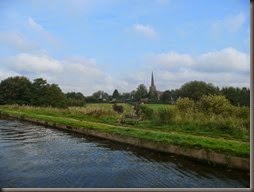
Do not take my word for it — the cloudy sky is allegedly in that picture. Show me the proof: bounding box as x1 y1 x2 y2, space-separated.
0 0 250 95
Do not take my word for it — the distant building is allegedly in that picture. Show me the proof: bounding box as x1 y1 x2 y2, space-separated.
148 72 162 101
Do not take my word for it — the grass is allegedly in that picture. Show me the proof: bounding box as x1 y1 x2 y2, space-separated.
0 104 250 158
144 104 175 111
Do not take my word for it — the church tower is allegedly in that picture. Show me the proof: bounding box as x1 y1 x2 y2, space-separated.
149 72 158 100
150 72 156 93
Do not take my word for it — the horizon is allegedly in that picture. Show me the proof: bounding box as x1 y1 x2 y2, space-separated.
0 0 250 95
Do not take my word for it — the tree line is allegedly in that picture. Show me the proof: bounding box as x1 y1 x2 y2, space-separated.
0 76 85 108
0 76 250 107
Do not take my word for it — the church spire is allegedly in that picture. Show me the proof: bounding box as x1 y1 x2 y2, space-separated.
151 72 155 87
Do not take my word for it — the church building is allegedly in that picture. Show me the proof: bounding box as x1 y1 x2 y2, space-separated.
148 72 162 101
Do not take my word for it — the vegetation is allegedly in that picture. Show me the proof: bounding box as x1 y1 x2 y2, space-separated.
179 81 220 101
0 105 249 158
134 84 148 101
65 92 86 106
0 76 249 106
0 76 250 159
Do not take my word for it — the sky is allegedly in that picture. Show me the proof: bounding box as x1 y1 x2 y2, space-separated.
0 0 250 96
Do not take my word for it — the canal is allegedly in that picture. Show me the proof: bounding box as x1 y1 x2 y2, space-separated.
0 119 249 188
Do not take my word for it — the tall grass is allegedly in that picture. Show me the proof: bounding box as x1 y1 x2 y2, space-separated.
0 105 250 157
139 97 250 142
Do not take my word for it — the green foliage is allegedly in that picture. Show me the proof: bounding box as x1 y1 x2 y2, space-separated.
221 86 250 106
140 105 154 119
0 76 32 105
65 92 86 106
112 89 120 99
91 90 109 102
197 95 231 115
134 84 148 101
0 105 249 157
31 79 67 108
156 108 175 124
160 90 172 103
179 81 219 101
0 76 67 108
176 97 195 113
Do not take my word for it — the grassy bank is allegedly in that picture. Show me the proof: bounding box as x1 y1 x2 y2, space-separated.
0 104 250 158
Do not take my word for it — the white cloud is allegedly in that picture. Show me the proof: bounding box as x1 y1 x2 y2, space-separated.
133 24 158 39
0 47 249 96
62 57 103 77
151 52 194 71
143 47 250 90
0 32 38 51
7 53 63 73
212 12 246 35
195 47 249 73
150 47 249 74
28 17 44 32
27 17 58 46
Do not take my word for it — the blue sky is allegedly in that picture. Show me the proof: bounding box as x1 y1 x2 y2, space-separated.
0 0 250 95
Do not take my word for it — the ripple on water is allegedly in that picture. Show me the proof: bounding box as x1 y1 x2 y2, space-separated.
0 119 250 188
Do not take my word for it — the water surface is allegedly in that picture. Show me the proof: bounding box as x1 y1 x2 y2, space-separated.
0 119 249 188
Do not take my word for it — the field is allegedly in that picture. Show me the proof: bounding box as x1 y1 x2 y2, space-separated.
0 103 250 158
143 104 175 110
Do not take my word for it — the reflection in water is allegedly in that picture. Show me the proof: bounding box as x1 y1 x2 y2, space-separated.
0 119 249 188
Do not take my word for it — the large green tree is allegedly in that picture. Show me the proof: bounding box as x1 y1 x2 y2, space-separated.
134 84 148 101
31 78 67 107
0 76 32 105
179 81 219 101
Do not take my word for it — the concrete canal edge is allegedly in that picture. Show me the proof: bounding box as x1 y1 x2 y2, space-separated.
0 111 250 171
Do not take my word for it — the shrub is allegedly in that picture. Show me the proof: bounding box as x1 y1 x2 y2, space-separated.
234 106 250 119
176 97 195 113
140 105 154 119
156 108 175 124
112 103 124 113
197 95 231 115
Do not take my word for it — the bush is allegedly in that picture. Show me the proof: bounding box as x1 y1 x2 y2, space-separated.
234 106 250 119
140 105 154 119
112 103 124 113
156 108 175 124
197 95 231 115
176 97 195 113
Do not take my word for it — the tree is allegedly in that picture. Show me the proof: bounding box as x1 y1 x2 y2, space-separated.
45 84 67 108
170 89 180 103
0 76 32 105
160 90 172 103
30 78 67 107
86 96 97 103
31 78 48 106
65 92 86 106
134 84 148 101
179 81 219 101
91 90 109 102
239 87 250 106
221 87 250 106
112 89 120 99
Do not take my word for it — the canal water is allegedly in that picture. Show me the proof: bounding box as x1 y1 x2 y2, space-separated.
0 119 249 188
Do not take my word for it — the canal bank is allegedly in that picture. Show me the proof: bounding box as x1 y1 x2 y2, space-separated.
0 110 249 171
0 118 249 187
